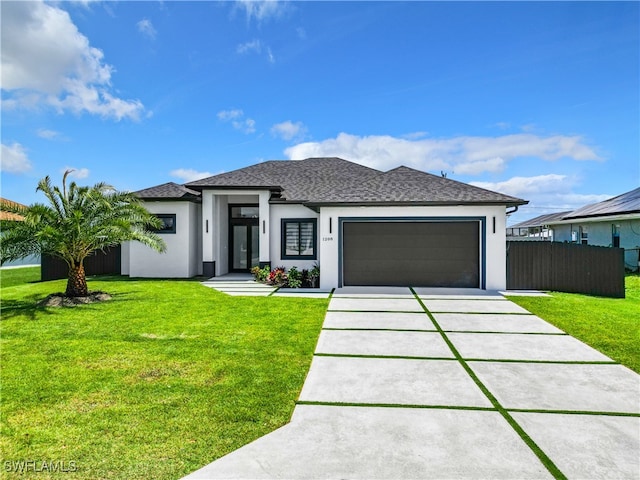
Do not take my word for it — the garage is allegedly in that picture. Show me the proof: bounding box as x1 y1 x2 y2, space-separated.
342 221 480 287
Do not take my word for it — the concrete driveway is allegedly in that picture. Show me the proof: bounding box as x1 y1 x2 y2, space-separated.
184 287 640 479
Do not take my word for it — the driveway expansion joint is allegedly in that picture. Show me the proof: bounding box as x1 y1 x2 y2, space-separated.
441 330 569 336
465 358 619 365
313 353 458 361
410 288 568 480
295 401 498 412
183 287 638 480
506 408 640 418
322 327 439 332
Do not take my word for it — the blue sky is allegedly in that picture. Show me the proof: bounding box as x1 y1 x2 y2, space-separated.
2 0 638 225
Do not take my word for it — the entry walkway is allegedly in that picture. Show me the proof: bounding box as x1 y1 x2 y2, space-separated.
201 275 332 298
184 287 640 479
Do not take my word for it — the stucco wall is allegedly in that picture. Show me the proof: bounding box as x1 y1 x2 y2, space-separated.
269 204 319 271
127 201 201 278
318 205 508 290
551 217 640 270
200 190 270 277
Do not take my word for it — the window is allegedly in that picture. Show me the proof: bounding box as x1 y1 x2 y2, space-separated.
612 224 621 248
579 226 588 245
154 214 176 234
231 206 259 219
282 219 317 259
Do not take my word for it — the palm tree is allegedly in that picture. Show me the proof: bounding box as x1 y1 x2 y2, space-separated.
1 171 166 297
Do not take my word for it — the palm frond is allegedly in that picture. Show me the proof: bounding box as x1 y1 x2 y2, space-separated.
2 172 166 268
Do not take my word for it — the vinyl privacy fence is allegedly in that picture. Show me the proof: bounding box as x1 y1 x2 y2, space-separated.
506 241 625 298
41 246 121 282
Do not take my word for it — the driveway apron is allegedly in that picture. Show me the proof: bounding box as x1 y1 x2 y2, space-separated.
184 288 640 479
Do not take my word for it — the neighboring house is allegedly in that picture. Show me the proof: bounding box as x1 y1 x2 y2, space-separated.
506 211 571 241
547 187 640 271
123 157 527 289
0 198 41 267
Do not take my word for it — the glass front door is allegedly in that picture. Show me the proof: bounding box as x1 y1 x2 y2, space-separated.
229 205 260 272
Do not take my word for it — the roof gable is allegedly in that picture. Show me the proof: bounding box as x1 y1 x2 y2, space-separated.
186 158 526 206
313 165 525 205
134 182 201 201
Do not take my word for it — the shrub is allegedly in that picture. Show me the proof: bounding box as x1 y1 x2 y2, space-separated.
308 262 320 288
287 266 302 288
251 265 270 282
268 267 287 286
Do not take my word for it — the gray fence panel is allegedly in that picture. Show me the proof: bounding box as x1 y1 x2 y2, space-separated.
41 246 121 282
507 241 625 298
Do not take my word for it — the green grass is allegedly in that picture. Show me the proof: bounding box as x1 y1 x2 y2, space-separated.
0 273 328 479
0 266 40 288
510 275 640 373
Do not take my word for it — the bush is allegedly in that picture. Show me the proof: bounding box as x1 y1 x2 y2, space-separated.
287 266 302 288
309 263 320 288
267 267 287 286
251 265 270 282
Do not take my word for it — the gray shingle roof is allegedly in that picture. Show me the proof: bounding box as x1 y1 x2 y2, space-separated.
561 187 640 220
185 157 526 206
135 182 201 201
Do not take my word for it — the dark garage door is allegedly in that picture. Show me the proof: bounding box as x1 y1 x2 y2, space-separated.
343 221 479 287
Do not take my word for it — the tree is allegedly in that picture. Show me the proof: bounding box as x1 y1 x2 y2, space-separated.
0 171 166 297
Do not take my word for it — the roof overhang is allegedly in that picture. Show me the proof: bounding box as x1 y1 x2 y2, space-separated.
187 184 282 193
302 200 529 208
139 196 201 203
548 212 640 225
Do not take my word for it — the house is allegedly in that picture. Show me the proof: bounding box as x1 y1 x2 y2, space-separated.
122 157 527 289
506 211 572 241
0 198 41 267
546 187 640 271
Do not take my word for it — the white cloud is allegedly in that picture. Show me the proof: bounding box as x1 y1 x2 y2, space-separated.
62 167 90 179
284 132 601 174
217 109 244 121
472 174 612 226
235 118 256 134
170 168 214 183
217 109 256 134
234 0 289 23
271 120 307 141
454 157 506 175
1 1 145 121
470 174 571 196
236 39 275 63
266 47 275 64
402 131 428 140
237 40 262 54
37 128 62 140
1 143 33 174
137 18 157 40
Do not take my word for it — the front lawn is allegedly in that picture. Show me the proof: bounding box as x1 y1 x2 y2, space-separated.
0 266 40 288
510 275 640 373
0 274 328 479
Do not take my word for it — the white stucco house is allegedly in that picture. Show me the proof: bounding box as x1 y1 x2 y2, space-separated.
122 157 527 290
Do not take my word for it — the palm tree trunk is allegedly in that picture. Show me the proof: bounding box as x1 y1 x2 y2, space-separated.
66 263 88 297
